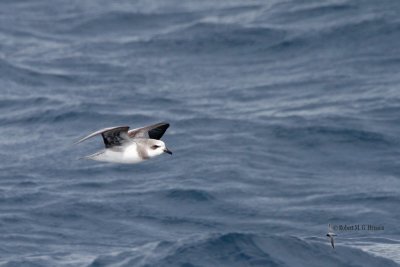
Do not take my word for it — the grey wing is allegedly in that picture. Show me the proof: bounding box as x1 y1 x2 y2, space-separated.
128 122 169 140
330 237 335 248
75 126 130 148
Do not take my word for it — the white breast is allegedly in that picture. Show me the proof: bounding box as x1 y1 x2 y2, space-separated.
122 143 143 163
90 143 144 164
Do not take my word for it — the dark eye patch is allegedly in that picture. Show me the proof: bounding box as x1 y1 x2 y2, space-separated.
151 145 160 149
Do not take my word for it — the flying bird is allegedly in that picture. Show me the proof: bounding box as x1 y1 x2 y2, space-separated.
326 224 337 249
76 122 172 164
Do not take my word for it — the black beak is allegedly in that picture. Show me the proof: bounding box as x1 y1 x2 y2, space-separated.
164 148 172 155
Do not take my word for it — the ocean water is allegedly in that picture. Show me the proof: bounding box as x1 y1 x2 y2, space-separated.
1 0 400 266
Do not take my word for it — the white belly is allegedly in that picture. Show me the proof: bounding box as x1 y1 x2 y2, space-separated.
88 143 144 164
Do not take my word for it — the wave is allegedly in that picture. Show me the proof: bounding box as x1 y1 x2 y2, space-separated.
0 105 156 126
0 58 77 86
163 189 215 202
288 2 355 16
60 10 197 38
87 233 399 267
115 10 400 59
0 96 63 110
271 124 392 147
126 22 288 55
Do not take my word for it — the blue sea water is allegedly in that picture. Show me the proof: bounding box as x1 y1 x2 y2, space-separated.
1 0 400 266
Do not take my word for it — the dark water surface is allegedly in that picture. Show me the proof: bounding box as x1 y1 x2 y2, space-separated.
1 0 400 266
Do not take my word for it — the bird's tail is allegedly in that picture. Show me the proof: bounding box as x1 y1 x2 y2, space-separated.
78 150 105 161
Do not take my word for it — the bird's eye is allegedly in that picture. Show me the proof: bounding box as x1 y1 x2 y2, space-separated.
151 145 160 149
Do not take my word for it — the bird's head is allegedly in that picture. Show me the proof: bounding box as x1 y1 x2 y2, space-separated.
146 139 172 158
